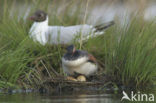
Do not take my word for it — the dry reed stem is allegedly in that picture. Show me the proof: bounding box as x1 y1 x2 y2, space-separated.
80 0 90 50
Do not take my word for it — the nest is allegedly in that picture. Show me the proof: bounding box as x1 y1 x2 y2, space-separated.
38 75 114 93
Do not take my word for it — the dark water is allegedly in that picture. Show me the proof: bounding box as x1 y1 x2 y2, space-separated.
1 90 155 103
0 92 121 103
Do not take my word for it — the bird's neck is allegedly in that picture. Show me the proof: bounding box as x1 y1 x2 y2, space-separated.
29 17 49 45
30 17 49 35
33 17 49 27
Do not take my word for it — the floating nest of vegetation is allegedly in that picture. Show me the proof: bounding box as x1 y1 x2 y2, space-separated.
19 53 119 93
39 74 118 93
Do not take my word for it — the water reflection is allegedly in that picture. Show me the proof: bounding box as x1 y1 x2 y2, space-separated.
0 93 121 103
144 3 156 20
1 0 156 25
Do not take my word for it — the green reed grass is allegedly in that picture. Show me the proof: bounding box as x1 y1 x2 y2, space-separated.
0 0 155 89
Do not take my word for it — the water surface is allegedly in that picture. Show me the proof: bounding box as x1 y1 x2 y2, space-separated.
0 92 121 103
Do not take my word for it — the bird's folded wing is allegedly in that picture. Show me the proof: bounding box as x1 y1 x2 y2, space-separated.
88 54 97 63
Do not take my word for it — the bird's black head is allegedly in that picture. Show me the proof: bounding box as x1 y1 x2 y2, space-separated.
66 45 76 54
29 10 47 22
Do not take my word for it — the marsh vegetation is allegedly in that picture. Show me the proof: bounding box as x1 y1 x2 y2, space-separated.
0 0 155 93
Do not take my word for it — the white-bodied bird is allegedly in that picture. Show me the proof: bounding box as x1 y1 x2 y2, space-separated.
29 10 114 45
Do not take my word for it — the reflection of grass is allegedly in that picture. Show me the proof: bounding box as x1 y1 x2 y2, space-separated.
0 0 156 90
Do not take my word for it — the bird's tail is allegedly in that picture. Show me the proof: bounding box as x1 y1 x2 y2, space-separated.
78 21 115 44
94 21 115 32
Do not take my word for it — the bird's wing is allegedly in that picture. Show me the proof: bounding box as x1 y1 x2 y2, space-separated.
47 24 108 44
94 21 115 32
88 54 97 63
47 25 95 44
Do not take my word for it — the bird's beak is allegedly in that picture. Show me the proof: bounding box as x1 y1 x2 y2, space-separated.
72 48 76 55
29 16 36 21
